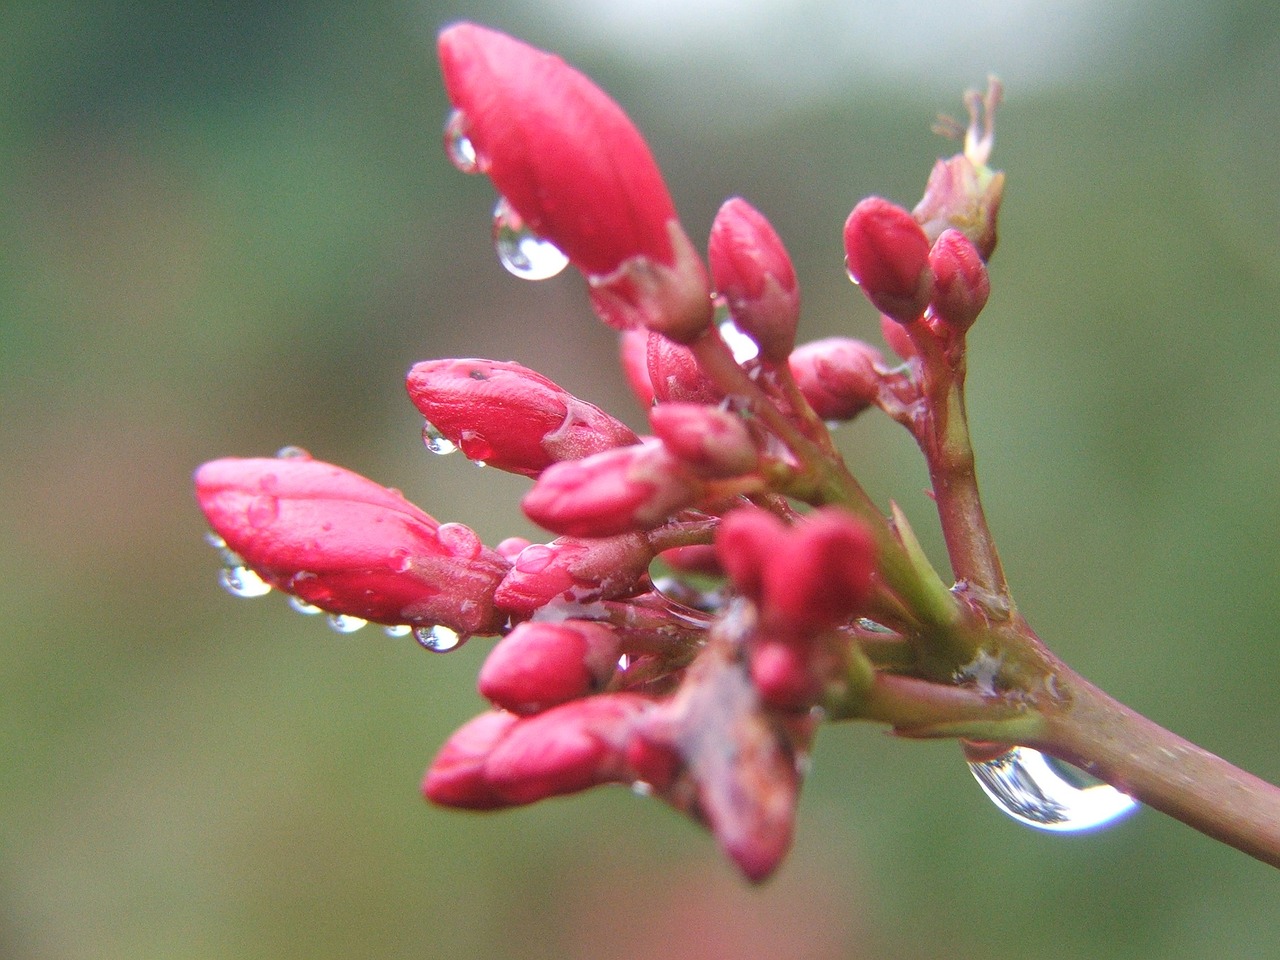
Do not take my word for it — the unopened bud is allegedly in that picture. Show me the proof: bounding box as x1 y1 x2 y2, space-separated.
478 620 622 714
648 403 758 478
788 337 885 422
421 709 520 809
927 228 990 334
843 197 934 323
708 197 800 363
647 332 723 404
493 533 654 616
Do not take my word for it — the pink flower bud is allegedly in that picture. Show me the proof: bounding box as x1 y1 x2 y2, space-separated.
421 709 519 809
482 693 652 804
879 313 918 360
927 228 990 334
493 533 654 616
843 196 934 323
646 333 723 405
714 507 787 603
707 197 800 363
762 509 876 634
194 456 508 636
787 337 885 422
649 403 758 478
406 358 638 477
522 440 703 538
438 23 712 343
478 620 622 714
749 637 823 712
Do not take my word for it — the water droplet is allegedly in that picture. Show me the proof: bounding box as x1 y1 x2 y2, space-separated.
204 531 227 550
219 565 272 598
275 445 311 460
422 420 458 455
443 109 479 173
617 653 632 671
327 613 368 634
413 624 461 653
384 624 412 638
966 745 1139 833
492 197 569 281
288 595 323 615
718 318 759 364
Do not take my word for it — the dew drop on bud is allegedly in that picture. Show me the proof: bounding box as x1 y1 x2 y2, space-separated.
966 745 1139 833
413 624 462 653
219 565 272 598
492 197 569 281
384 624 412 638
288 595 323 616
718 318 759 364
422 421 458 455
443 109 479 173
327 613 368 634
275 445 311 460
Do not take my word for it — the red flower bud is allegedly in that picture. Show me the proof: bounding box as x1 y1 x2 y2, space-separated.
787 337 885 422
194 456 509 636
714 507 787 604
478 620 621 714
708 197 800 363
843 196 934 323
879 312 918 360
619 329 656 409
762 509 876 634
493 533 654 617
421 709 519 809
521 440 703 538
927 228 990 334
438 23 712 342
649 403 758 478
406 358 638 477
646 332 723 405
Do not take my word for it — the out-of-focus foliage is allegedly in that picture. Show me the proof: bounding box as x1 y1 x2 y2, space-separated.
2 2 1277 958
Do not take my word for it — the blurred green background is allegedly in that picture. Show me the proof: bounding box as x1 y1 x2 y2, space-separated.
3 1 1278 957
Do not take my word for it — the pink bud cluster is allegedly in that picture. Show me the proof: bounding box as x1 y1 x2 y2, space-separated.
195 22 1006 881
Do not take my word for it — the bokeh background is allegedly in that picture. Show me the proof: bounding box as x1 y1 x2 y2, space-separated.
3 1 1279 958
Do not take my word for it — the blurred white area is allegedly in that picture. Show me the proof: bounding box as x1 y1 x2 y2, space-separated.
522 0 1211 117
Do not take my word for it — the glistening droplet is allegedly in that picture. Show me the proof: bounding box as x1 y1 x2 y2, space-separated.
327 613 368 634
966 745 1139 833
492 197 569 281
219 565 272 598
275 445 311 460
718 318 759 364
443 109 479 173
413 624 461 653
288 595 323 616
384 624 412 638
422 421 458 455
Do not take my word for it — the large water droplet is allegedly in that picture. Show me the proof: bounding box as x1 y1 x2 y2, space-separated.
443 109 479 173
288 595 323 616
492 197 569 281
327 613 368 634
219 565 272 598
413 624 461 653
422 420 458 455
966 745 1139 833
719 318 759 364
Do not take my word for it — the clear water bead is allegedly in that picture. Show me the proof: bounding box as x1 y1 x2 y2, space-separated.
288 595 323 615
275 445 311 460
967 745 1139 833
443 109 479 173
492 197 569 281
327 613 368 634
383 624 412 638
422 421 458 455
219 565 272 598
718 318 759 364
413 624 461 653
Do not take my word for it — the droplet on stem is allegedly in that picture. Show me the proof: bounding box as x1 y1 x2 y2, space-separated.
492 196 569 281
966 745 1139 833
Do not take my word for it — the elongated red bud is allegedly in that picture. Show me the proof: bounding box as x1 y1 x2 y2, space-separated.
646 332 723 404
648 403 758 478
478 620 622 714
421 710 519 809
521 440 703 538
708 197 799 363
406 358 637 477
194 455 509 636
843 196 934 323
927 228 990 334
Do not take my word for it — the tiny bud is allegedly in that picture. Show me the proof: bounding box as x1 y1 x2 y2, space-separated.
658 544 723 577
788 337 885 422
843 196 934 323
493 533 654 616
647 332 724 405
708 197 800 363
927 228 990 334
406 359 638 477
522 440 703 538
478 620 621 714
648 403 758 478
